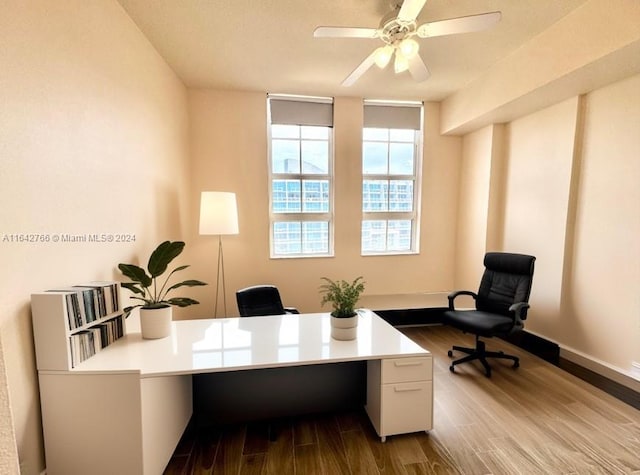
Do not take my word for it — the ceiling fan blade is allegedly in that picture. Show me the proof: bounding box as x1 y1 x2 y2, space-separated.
397 0 427 22
314 26 378 38
408 55 430 82
341 50 377 87
417 11 501 38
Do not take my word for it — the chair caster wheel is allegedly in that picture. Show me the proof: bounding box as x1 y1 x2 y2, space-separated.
447 350 453 357
449 365 455 373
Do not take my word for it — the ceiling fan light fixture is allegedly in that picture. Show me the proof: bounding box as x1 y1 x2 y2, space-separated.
399 38 419 58
394 51 409 74
374 45 394 69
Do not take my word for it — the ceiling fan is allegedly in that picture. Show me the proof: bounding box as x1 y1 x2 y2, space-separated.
313 0 501 87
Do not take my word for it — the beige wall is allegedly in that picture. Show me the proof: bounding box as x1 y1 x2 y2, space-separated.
502 97 580 335
0 1 190 473
566 75 640 370
455 126 493 290
185 94 461 316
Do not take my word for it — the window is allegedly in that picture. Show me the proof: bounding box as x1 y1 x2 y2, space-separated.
361 101 423 254
268 95 333 257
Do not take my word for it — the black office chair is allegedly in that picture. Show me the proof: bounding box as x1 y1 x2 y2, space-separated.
236 285 300 317
443 252 536 378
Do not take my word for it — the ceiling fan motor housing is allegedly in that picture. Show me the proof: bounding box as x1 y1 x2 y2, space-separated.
378 9 417 46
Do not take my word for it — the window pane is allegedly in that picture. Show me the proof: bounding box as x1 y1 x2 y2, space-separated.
363 142 388 175
302 180 329 212
272 139 300 173
363 180 388 212
389 143 414 175
273 222 301 255
362 220 387 252
272 124 299 139
363 128 388 141
272 179 301 213
389 180 413 212
389 129 415 142
388 220 412 251
301 140 328 174
302 221 328 253
301 126 328 139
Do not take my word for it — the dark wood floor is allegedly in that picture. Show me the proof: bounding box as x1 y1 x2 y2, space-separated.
164 325 640 475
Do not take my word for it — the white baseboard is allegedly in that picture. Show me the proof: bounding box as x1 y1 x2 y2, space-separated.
559 346 640 393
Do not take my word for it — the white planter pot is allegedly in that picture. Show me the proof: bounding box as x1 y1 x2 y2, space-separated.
330 314 358 341
140 306 172 339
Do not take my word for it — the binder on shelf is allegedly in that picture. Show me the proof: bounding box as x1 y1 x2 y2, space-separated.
46 288 87 329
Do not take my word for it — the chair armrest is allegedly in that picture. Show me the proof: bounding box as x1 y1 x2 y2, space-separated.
447 290 477 310
284 307 300 314
509 302 530 324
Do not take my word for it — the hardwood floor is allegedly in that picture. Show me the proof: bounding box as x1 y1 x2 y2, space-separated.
164 325 640 475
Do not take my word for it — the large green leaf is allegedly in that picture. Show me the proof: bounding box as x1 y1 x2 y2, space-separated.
118 264 152 287
166 280 207 293
120 282 145 295
166 297 199 307
147 241 185 278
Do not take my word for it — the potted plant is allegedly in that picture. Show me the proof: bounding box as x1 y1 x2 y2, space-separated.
319 276 365 340
118 240 207 339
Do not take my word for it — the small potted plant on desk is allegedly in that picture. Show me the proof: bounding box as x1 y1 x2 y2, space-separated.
118 240 207 339
319 276 365 341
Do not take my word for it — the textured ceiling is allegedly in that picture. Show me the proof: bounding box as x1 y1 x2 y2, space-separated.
116 0 588 101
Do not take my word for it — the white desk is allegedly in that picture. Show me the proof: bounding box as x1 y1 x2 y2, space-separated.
38 310 432 475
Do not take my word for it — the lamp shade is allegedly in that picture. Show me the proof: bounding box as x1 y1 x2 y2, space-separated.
199 192 239 235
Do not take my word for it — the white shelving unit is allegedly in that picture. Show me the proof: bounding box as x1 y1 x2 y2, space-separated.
31 282 125 370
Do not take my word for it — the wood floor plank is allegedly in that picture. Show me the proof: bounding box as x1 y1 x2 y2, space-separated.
414 432 462 475
187 427 220 475
238 453 266 475
430 398 491 475
293 417 317 446
263 420 295 475
362 420 406 474
211 425 246 475
314 413 351 474
488 436 556 475
336 410 365 432
243 421 271 455
294 442 323 474
341 429 380 475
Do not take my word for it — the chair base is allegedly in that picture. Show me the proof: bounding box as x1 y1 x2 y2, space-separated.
448 337 519 378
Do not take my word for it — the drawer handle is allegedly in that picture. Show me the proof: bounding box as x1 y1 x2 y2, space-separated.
394 361 423 367
394 386 423 393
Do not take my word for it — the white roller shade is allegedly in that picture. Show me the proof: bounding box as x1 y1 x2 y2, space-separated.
363 103 422 129
269 96 333 127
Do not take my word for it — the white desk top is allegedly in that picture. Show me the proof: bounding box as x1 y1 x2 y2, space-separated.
66 310 430 377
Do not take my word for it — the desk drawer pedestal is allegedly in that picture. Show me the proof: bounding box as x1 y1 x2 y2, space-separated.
365 356 433 441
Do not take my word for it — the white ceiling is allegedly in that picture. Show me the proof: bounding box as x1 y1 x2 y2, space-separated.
116 0 589 101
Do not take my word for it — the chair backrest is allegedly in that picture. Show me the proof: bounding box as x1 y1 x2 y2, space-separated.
476 252 536 316
236 285 286 317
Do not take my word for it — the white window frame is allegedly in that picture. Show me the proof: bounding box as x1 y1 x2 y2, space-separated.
267 94 335 258
361 100 423 256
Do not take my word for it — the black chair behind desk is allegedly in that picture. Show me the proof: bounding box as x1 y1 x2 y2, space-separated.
236 285 299 317
443 252 536 378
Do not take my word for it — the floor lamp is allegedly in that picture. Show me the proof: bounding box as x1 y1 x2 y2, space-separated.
199 192 239 318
